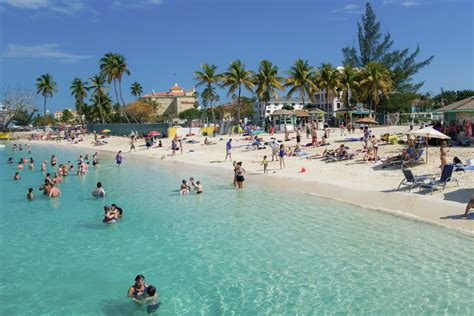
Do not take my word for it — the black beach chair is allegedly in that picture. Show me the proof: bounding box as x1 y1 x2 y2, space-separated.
397 167 431 192
419 164 459 194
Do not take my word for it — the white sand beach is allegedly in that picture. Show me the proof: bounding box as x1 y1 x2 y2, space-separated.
19 126 474 234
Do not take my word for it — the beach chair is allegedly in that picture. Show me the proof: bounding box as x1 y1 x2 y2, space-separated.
402 149 424 167
397 167 431 192
420 164 459 194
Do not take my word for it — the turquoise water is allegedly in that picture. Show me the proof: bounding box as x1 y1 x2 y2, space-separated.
0 143 473 315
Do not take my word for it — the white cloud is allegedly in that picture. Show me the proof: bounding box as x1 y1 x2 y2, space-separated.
400 1 421 7
3 44 91 63
113 0 164 9
0 0 85 15
331 4 363 14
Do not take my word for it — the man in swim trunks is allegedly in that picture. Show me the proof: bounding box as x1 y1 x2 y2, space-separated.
49 183 61 197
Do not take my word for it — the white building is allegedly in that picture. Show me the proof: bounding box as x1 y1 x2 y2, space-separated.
312 90 345 118
253 98 312 125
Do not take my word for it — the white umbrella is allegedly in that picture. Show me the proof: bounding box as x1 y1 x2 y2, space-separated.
408 127 450 163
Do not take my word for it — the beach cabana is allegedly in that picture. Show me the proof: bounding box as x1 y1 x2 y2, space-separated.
308 109 326 122
295 110 310 127
336 107 373 126
271 109 296 132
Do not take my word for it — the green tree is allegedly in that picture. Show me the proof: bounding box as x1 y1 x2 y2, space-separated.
359 62 393 115
90 74 109 123
195 63 222 125
100 52 132 123
254 60 284 104
70 78 89 127
178 108 200 120
316 63 341 110
221 60 255 122
339 65 360 108
60 109 74 123
130 81 143 99
285 59 317 107
35 73 57 119
12 109 35 126
342 3 433 96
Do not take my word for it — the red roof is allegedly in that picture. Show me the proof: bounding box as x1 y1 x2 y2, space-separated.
171 85 183 90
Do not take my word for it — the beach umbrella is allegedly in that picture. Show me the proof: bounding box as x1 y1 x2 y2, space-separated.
148 131 161 136
100 129 111 133
408 127 450 163
355 117 378 125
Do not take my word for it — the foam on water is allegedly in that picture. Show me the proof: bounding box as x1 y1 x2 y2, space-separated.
0 143 473 315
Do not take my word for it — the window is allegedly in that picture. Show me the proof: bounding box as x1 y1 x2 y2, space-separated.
337 103 341 109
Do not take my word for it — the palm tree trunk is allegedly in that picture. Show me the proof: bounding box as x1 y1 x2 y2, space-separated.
237 84 241 123
43 96 47 131
209 83 216 127
77 101 84 127
113 79 130 124
118 79 137 124
97 95 105 124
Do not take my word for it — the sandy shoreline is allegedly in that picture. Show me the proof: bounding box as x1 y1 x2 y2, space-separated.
14 126 474 234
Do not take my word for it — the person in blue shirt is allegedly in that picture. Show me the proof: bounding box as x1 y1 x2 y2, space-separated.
225 139 232 161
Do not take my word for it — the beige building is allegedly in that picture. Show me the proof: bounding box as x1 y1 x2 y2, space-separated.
142 83 196 116
54 109 78 122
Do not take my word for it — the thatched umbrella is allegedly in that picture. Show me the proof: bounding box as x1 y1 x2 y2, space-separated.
408 127 450 163
355 117 378 125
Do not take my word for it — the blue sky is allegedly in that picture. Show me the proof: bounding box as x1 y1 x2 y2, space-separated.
0 0 473 113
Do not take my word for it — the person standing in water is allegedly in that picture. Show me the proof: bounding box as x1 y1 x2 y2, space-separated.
27 188 34 200
235 162 246 189
225 139 232 161
115 151 123 166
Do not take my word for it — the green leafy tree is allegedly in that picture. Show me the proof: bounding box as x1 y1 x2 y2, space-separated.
254 60 284 104
359 62 393 115
90 74 109 123
100 52 132 123
130 82 143 99
178 108 200 120
60 109 74 123
342 3 433 101
221 60 255 122
70 78 89 127
316 63 341 110
36 73 57 119
285 59 318 107
339 65 360 108
12 109 35 126
195 63 222 125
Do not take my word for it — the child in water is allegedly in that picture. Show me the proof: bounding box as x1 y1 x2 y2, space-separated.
27 188 34 200
179 180 190 195
134 285 160 313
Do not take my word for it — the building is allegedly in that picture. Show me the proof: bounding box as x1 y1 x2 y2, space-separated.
312 90 345 118
253 98 311 125
435 96 474 123
142 83 196 116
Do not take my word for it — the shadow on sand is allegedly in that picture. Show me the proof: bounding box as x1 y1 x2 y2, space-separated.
443 188 474 204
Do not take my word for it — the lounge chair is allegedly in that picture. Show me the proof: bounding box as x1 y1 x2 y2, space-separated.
420 164 459 194
397 167 431 192
402 149 424 167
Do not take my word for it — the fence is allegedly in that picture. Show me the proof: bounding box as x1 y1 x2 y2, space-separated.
86 123 171 137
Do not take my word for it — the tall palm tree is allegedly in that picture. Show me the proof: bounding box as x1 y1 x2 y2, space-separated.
194 63 222 126
130 82 143 99
36 73 57 119
90 74 108 124
70 78 89 127
359 62 393 115
339 65 360 108
221 60 255 122
285 59 317 107
100 52 131 123
254 60 284 104
317 63 341 112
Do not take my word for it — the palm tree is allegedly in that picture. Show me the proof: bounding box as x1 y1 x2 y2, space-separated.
70 78 89 127
36 73 57 119
339 65 360 108
317 63 341 112
194 63 222 126
359 62 393 115
254 60 284 104
130 82 143 99
100 52 131 123
221 60 255 122
90 74 108 123
285 59 318 107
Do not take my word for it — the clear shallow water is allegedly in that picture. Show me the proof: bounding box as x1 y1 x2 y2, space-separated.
0 143 473 315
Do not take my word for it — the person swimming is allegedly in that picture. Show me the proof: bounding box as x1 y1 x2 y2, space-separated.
128 275 148 302
29 158 35 170
179 180 190 195
7 157 13 164
17 161 24 170
48 183 61 197
190 178 203 194
41 160 47 171
27 188 34 200
92 182 105 197
14 172 20 180
111 204 123 219
102 205 118 223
